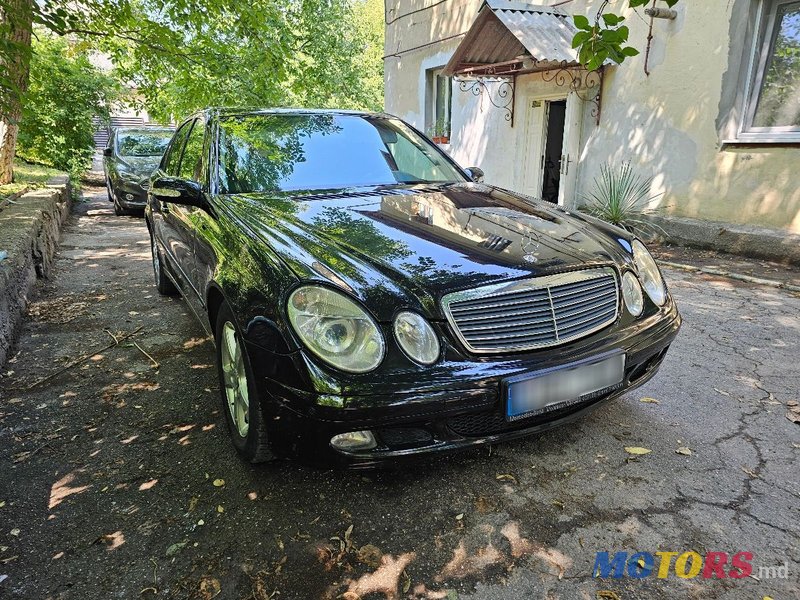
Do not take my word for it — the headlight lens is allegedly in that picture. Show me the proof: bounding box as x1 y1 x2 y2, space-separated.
287 286 385 373
622 271 644 317
632 240 667 306
393 311 440 365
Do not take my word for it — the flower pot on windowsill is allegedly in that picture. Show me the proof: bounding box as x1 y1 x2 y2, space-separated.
432 136 449 144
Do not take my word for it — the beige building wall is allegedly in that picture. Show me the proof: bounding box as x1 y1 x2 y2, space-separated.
384 0 800 233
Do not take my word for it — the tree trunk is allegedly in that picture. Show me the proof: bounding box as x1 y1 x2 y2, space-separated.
0 0 33 185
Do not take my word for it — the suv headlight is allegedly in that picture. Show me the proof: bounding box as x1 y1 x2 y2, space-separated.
632 240 667 306
287 286 385 373
394 311 440 365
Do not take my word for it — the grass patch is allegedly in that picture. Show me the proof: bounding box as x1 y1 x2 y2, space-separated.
0 159 63 201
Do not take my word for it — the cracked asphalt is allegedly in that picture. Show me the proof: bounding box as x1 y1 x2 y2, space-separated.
0 184 798 600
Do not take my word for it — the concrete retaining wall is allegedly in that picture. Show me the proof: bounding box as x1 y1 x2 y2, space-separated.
645 214 800 266
0 176 71 367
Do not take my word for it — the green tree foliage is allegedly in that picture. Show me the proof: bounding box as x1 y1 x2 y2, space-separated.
0 0 385 179
572 0 680 71
16 33 118 173
32 0 384 120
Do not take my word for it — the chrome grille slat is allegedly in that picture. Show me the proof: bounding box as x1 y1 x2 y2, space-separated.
442 268 619 353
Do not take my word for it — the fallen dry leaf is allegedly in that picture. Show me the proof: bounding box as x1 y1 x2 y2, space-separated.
675 447 692 456
624 447 652 455
496 473 517 483
356 544 382 568
597 591 621 600
786 401 800 424
212 479 225 487
742 466 760 479
639 397 660 404
199 576 221 599
713 388 731 397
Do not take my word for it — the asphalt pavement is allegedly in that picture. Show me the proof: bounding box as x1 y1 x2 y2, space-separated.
0 185 798 599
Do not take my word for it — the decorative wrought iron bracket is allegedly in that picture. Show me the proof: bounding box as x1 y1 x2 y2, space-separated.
456 78 516 126
536 61 605 125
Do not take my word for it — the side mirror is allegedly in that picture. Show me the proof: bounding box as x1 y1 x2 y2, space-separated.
103 147 113 157
464 167 484 183
150 176 205 209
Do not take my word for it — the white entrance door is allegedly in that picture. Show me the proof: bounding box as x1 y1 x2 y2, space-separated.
558 92 584 207
519 97 545 198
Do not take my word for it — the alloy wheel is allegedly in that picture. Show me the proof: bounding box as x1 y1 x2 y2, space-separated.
220 321 249 437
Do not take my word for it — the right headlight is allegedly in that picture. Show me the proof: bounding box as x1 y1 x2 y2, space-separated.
621 271 644 317
632 240 667 306
287 286 385 373
393 311 440 365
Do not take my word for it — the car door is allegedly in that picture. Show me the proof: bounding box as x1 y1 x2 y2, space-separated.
153 119 197 300
168 117 208 315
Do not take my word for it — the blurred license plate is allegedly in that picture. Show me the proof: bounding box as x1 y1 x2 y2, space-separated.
505 353 625 421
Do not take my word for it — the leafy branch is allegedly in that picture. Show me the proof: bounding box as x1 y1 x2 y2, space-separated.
571 0 680 71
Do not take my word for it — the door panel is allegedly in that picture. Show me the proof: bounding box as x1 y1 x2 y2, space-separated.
520 98 545 198
558 92 584 207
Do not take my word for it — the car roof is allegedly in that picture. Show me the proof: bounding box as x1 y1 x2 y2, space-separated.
199 107 397 120
113 126 175 134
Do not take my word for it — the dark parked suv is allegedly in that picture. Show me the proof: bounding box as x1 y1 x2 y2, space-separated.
103 126 174 215
146 108 680 467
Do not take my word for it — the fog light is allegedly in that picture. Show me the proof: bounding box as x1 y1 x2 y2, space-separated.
330 430 377 451
125 193 134 201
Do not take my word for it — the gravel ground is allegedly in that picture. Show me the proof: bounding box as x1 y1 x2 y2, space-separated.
0 185 798 600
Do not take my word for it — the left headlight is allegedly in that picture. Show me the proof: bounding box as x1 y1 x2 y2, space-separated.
632 240 667 306
287 286 385 373
394 311 440 365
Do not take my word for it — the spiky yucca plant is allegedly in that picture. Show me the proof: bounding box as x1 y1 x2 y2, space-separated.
582 162 663 235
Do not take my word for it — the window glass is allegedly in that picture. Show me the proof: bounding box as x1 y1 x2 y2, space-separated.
163 121 193 176
752 1 800 128
117 130 173 157
217 114 465 194
179 119 206 182
434 73 452 136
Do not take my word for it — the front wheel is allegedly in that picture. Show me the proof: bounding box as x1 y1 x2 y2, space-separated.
150 234 177 296
215 301 273 463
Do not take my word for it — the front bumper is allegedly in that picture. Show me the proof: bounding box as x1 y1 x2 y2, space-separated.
112 178 148 208
256 302 681 468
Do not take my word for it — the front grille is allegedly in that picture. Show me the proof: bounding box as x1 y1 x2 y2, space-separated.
442 268 619 353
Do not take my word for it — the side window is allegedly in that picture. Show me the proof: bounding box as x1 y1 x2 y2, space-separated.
163 121 193 176
178 119 206 183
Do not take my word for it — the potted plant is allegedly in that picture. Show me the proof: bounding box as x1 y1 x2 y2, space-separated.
428 118 450 145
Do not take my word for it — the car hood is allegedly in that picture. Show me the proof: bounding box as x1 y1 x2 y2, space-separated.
224 183 634 320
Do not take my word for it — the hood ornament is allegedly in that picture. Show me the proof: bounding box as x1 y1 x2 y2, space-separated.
521 232 541 263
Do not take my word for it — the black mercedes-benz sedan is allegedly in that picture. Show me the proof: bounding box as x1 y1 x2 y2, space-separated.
145 108 680 467
104 126 174 215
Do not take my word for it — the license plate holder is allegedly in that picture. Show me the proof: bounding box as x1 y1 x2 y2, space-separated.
504 352 626 421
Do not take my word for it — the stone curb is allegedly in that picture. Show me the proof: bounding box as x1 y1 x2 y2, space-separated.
644 214 800 267
0 175 72 367
659 260 800 294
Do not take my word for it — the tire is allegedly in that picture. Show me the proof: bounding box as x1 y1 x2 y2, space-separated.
106 179 114 202
214 301 273 463
150 234 178 296
113 196 130 216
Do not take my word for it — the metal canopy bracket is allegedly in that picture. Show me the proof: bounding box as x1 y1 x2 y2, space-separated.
536 61 605 125
454 63 604 127
456 77 517 126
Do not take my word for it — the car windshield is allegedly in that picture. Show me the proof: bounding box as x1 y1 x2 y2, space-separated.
117 131 172 157
217 113 467 194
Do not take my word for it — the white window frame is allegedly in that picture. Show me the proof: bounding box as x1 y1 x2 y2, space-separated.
738 0 800 143
425 67 452 140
